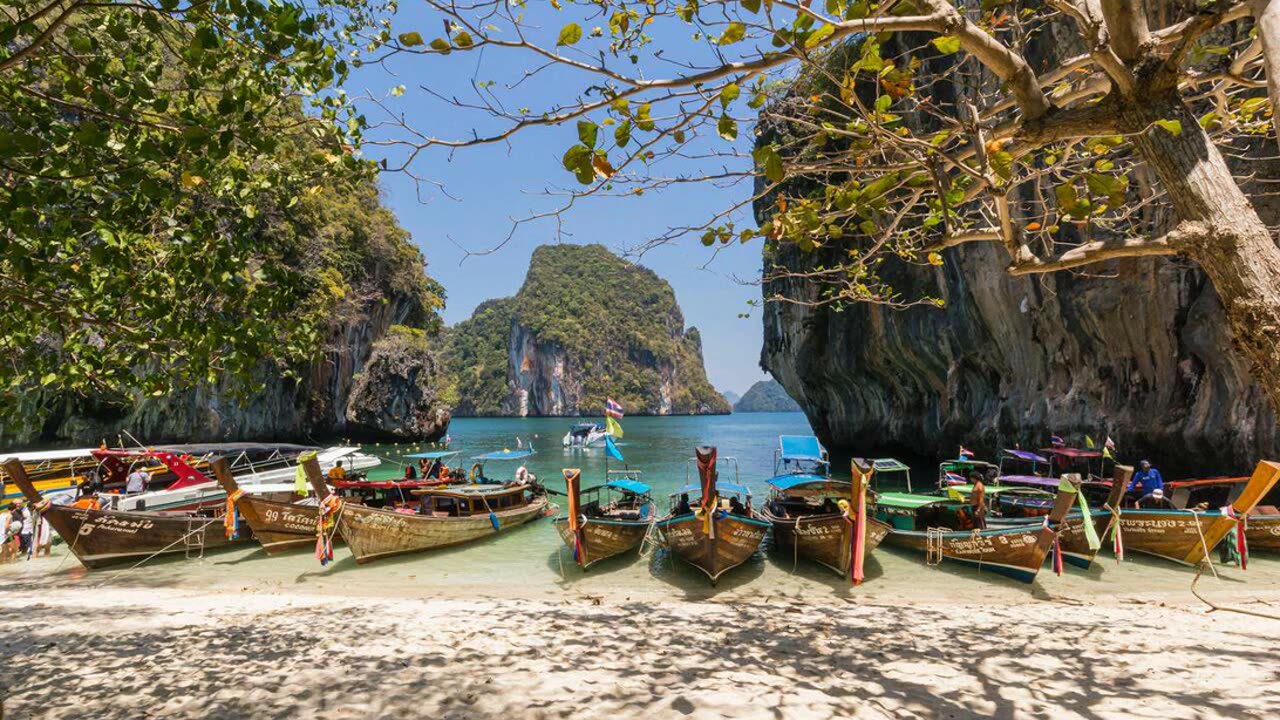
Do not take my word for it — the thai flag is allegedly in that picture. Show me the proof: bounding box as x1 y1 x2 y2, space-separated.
958 445 974 459
944 471 967 486
1050 435 1066 447
605 398 624 419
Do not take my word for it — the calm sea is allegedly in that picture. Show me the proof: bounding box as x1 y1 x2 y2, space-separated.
8 412 1280 603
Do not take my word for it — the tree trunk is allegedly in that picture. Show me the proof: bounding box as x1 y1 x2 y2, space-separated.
1123 93 1280 420
1250 0 1280 143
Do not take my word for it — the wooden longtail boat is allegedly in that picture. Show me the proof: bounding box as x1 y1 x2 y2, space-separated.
983 466 1133 569
655 446 770 584
875 475 1082 584
212 457 322 555
761 436 890 582
1116 461 1280 566
1164 474 1280 553
553 469 655 569
0 455 250 570
306 468 549 565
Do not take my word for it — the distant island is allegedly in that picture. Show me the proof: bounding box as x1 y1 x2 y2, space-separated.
722 390 742 407
734 380 802 413
442 244 730 416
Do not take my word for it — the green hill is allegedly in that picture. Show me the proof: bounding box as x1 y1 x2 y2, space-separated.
735 380 802 413
442 245 730 416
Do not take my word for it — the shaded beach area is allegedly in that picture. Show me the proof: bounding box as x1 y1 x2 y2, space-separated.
3 545 1279 719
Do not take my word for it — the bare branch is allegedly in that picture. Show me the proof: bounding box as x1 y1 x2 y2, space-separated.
1006 222 1203 275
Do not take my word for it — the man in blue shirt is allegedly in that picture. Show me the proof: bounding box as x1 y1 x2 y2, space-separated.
1128 460 1164 504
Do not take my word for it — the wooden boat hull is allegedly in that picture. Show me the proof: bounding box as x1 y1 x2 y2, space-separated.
989 511 1113 569
1117 509 1240 566
766 511 891 577
1245 513 1280 551
235 496 320 554
656 512 769 583
336 495 549 564
883 523 1059 584
40 505 249 569
552 517 650 568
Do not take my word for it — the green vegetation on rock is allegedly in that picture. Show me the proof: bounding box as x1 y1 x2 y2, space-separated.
735 380 801 413
442 245 729 416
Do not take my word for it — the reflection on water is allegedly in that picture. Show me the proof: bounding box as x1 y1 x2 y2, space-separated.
6 413 1280 605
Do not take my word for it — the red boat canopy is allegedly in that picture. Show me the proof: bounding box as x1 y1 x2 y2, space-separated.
90 449 212 491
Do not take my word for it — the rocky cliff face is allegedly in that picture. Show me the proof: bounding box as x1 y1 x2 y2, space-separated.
757 28 1279 476
444 244 730 416
8 179 451 446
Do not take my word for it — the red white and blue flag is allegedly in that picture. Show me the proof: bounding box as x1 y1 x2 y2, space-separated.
1050 435 1066 447
605 398 624 419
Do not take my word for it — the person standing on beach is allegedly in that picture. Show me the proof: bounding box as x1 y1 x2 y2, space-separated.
125 466 148 494
0 506 14 563
14 504 33 558
1128 460 1164 506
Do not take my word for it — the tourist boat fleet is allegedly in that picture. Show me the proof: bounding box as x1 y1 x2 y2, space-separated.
2 434 1278 588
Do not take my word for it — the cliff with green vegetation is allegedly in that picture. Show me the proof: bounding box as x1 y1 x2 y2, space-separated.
6 170 452 445
442 245 729 416
734 380 801 413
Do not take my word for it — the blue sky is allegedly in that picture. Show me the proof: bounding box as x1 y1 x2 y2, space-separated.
342 4 777 394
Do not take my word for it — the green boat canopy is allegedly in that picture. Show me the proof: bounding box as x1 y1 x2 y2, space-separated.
876 492 950 509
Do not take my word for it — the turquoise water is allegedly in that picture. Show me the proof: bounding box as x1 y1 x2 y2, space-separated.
9 412 1280 604
360 412 821 497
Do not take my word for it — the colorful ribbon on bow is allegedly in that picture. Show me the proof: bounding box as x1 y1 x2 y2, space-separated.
1224 506 1248 570
315 494 341 566
837 497 867 586
224 488 245 540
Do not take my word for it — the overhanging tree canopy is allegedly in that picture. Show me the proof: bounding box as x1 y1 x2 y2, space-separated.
361 0 1280 417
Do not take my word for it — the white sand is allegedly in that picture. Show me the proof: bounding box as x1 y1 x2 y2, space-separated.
3 571 1279 719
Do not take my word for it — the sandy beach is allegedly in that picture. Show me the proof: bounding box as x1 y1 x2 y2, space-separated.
4 546 1280 720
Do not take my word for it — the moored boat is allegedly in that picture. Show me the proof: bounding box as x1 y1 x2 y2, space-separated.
212 455 323 555
1165 473 1280 553
760 436 890 583
0 453 251 570
876 474 1083 584
306 454 549 565
655 447 770 584
1115 461 1280 566
553 468 655 569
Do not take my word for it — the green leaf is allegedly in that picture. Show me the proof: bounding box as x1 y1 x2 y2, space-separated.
636 103 654 131
673 129 687 143
874 95 892 113
430 38 451 53
1153 119 1182 136
741 0 761 13
578 120 599 148
990 150 1014 181
805 23 834 49
454 31 474 48
931 35 961 54
40 373 57 387
717 114 738 141
398 32 424 46
753 145 784 182
558 22 583 47
720 83 740 109
718 22 746 45
614 120 632 147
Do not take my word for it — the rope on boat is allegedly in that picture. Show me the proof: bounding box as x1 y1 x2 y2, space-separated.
1189 509 1220 582
93 517 222 585
1190 563 1280 620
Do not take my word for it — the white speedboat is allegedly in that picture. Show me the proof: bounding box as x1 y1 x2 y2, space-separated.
102 445 380 512
562 423 612 448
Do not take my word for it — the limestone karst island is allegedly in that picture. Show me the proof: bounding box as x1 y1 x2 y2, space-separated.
3 1 1280 718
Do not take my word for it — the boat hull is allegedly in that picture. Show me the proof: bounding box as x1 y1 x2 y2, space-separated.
40 505 249 570
1117 510 1238 566
883 524 1058 584
235 496 320 554
766 511 891 577
989 511 1115 569
336 496 549 564
656 512 769 583
1246 513 1280 551
553 517 650 568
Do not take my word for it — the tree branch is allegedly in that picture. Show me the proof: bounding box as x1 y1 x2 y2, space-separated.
1099 0 1150 61
1006 223 1200 275
0 0 86 75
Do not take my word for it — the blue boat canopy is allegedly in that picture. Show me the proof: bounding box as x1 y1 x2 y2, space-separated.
671 481 752 497
1002 449 1049 464
605 478 651 495
472 448 537 461
404 450 461 460
779 435 826 463
766 473 837 490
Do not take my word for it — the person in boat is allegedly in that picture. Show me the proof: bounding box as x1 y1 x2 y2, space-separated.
728 496 747 517
404 464 418 480
675 493 692 516
1127 460 1164 506
124 466 148 494
968 471 988 529
328 461 346 482
1136 487 1175 510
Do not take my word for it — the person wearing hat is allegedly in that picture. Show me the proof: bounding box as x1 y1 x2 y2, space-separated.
1128 459 1165 507
1137 487 1174 509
